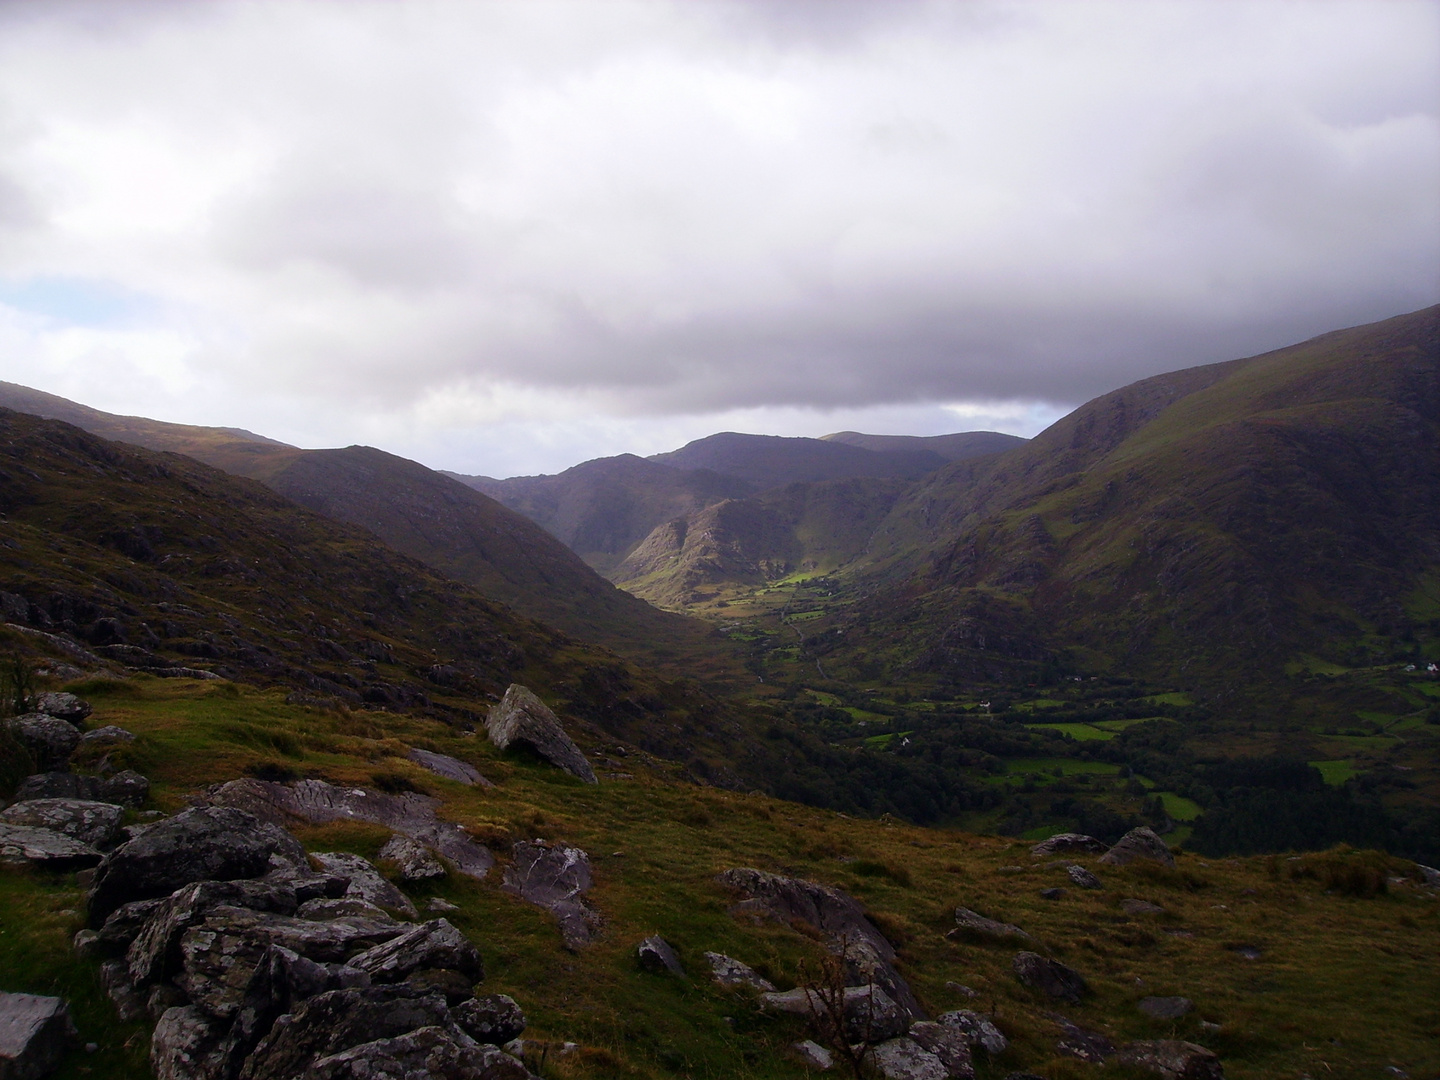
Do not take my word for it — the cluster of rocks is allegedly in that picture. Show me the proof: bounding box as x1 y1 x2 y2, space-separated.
1030 825 1175 869
73 804 534 1080
1 692 150 870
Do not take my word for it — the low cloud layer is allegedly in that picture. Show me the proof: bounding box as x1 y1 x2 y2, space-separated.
1 1 1436 474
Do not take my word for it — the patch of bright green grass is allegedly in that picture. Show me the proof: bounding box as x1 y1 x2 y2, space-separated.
1310 760 1360 786
1138 691 1193 706
1154 791 1202 821
1022 722 1114 741
1003 758 1122 777
1090 716 1169 731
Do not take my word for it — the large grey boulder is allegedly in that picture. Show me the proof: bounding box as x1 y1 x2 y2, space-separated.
907 1021 976 1079
312 851 418 918
1100 826 1175 868
237 985 452 1080
208 778 494 881
0 822 102 868
718 867 922 1020
1030 833 1106 856
936 1010 1007 1056
0 799 125 849
703 952 775 992
1012 952 1087 1003
34 692 92 724
1066 865 1102 889
87 806 306 926
485 685 596 784
6 715 80 771
948 907 1031 943
378 834 445 881
407 748 492 788
502 841 600 950
347 919 483 984
1115 1039 1224 1080
869 1036 949 1080
310 1025 531 1080
760 985 909 1044
636 935 684 977
452 995 526 1046
150 1004 226 1080
0 992 76 1080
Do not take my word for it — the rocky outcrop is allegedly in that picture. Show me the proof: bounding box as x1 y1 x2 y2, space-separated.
87 806 307 926
312 852 418 917
15 770 149 807
907 1021 976 1079
1100 826 1175 868
206 778 494 881
407 748 491 788
485 685 596 784
34 691 93 724
936 1010 1007 1056
948 907 1031 943
501 842 599 950
0 991 77 1080
720 867 922 1020
309 1024 529 1080
0 821 103 868
452 995 526 1046
378 835 446 881
347 919 483 985
0 799 125 849
869 1035 949 1080
1030 833 1106 856
636 935 684 977
1012 952 1087 1003
703 952 775 992
1116 1039 1224 1079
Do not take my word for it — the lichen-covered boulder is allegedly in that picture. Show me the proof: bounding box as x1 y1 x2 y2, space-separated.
907 1020 976 1079
869 1036 949 1080
312 852 418 917
0 822 102 869
34 691 92 725
1066 865 1102 889
378 834 446 882
502 842 600 950
452 995 526 1046
347 919 483 984
0 799 125 849
0 992 77 1080
310 1025 530 1080
485 685 596 784
6 715 80 771
703 952 775 992
1100 826 1175 868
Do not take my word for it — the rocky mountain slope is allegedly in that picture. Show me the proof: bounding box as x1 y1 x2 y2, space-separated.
0 384 727 678
820 430 1026 460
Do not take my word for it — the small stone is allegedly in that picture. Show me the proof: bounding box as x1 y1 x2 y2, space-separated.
425 897 460 913
1122 898 1165 915
1040 888 1066 901
1066 865 1102 889
1138 996 1193 1020
943 982 977 999
948 907 1031 943
637 935 685 977
1012 951 1087 1003
1115 1039 1223 1080
85 1042 98 1053
788 1039 834 1070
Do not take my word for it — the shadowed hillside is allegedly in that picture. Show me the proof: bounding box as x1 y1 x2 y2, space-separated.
648 431 946 486
821 429 1026 460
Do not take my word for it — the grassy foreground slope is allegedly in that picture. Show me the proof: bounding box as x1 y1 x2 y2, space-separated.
3 674 1438 1080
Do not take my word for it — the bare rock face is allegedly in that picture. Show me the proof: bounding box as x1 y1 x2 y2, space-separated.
208 778 494 881
34 691 92 724
378 835 446 881
502 842 600 950
312 852 418 918
6 715 81 771
0 822 102 869
1100 826 1175 868
907 1021 976 1079
87 806 307 926
636 935 685 977
452 995 526 1046
347 919 483 985
0 991 77 1080
948 907 1031 943
703 952 775 992
485 685 597 785
151 1004 227 1080
407 748 492 788
0 799 125 849
718 867 923 1021
936 1010 1008 1057
1012 952 1088 1003
1030 833 1106 856
869 1036 949 1080
1115 1039 1224 1080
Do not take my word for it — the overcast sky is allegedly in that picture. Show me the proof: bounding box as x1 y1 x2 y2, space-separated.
1 1 1437 477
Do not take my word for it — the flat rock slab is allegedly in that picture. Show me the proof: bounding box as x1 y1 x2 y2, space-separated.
1100 826 1175 868
348 918 483 984
0 992 76 1080
0 822 102 868
208 778 494 881
378 835 446 881
1054 1016 1115 1063
760 985 908 1044
0 799 125 849
485 685 597 784
1030 833 1106 856
703 952 775 992
949 907 1031 943
502 842 600 950
407 748 491 788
